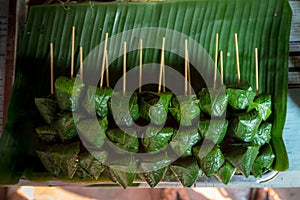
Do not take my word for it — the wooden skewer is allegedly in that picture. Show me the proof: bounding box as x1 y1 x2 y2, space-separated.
234 33 241 83
220 50 224 85
187 42 191 95
105 49 109 87
214 33 219 90
50 43 54 94
255 48 259 96
163 58 166 93
71 26 75 78
184 39 188 96
79 46 83 81
158 37 165 94
123 42 127 96
100 33 108 89
139 39 143 93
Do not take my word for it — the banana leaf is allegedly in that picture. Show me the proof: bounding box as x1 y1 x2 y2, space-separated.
252 144 275 178
169 95 200 126
109 92 139 127
83 86 114 117
226 82 256 110
0 0 291 184
75 151 108 180
228 110 262 142
142 127 174 153
106 128 139 153
193 144 225 177
76 118 108 149
139 153 171 188
198 120 228 145
36 142 80 178
214 161 237 185
139 92 173 125
170 156 201 187
170 128 201 157
252 122 272 146
198 87 228 117
52 112 78 142
34 98 57 124
224 144 260 178
35 125 58 143
55 76 85 111
248 94 272 121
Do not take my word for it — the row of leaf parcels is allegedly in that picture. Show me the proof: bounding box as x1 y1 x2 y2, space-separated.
35 32 273 187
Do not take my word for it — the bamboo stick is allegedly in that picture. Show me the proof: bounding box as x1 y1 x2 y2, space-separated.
50 43 54 94
71 26 75 78
139 39 143 93
100 33 108 89
80 46 83 81
158 37 165 94
234 33 241 83
255 48 259 96
214 33 219 90
123 42 127 96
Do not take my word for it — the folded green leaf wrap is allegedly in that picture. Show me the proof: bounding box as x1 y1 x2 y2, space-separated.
35 125 57 143
198 120 228 145
226 82 256 110
170 157 201 187
140 92 173 125
252 122 272 146
142 127 175 153
76 118 108 149
252 144 275 178
193 144 225 177
214 161 237 185
83 86 114 117
169 95 200 126
224 144 260 178
35 98 57 124
108 156 137 188
198 87 228 116
109 92 139 126
140 153 171 188
36 142 80 178
106 128 139 153
52 112 78 142
170 128 201 157
248 94 272 121
75 151 108 180
55 76 85 111
228 110 262 142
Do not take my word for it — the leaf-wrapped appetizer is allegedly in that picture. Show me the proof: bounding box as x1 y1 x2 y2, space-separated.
106 128 139 153
75 151 108 180
170 156 201 187
226 82 256 110
35 125 57 143
108 156 137 188
198 120 228 145
139 92 173 125
252 122 272 146
83 86 114 117
170 128 201 157
142 127 175 153
169 95 200 126
36 142 80 179
35 98 57 124
52 112 78 142
198 87 228 117
248 94 272 121
76 118 108 149
228 110 262 142
109 92 139 126
214 161 237 185
55 76 85 111
224 144 260 178
193 144 225 177
252 144 275 178
140 153 171 188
